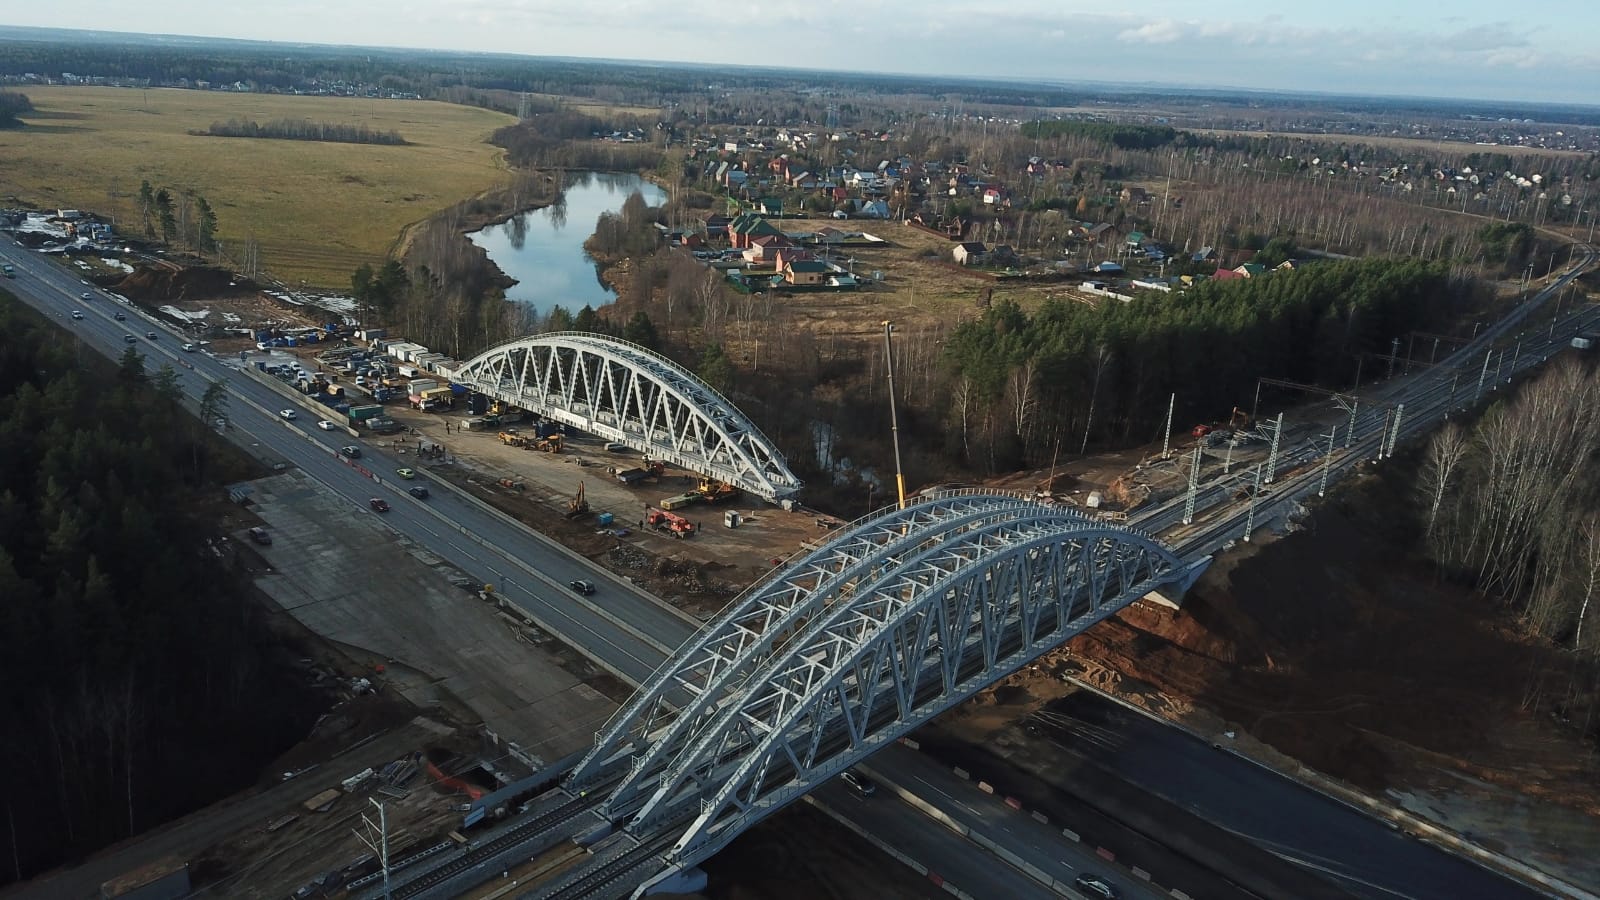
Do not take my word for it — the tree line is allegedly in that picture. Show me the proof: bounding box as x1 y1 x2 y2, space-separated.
197 117 407 145
0 89 29 127
0 296 321 883
939 258 1478 471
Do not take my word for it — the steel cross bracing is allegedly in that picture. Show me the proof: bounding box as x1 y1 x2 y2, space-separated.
442 332 801 501
568 492 1200 872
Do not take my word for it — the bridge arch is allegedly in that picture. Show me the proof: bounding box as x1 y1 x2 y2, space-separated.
569 492 1202 870
442 332 801 501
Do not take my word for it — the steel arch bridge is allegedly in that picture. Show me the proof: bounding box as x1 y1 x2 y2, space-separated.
441 332 801 501
568 492 1206 874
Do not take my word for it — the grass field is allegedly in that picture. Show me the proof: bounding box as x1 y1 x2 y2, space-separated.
0 86 515 287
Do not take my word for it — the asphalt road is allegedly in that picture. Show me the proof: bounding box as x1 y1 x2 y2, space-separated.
5 239 1586 900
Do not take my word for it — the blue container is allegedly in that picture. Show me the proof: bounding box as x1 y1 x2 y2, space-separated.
597 512 615 527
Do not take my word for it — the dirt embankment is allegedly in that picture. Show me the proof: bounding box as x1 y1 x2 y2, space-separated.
1049 466 1600 880
111 264 256 302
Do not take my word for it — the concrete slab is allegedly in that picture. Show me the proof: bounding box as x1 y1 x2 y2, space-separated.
246 473 616 767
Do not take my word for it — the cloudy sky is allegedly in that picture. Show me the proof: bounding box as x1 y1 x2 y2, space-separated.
8 1 1597 105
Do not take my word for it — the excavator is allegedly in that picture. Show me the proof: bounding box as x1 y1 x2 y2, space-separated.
534 433 564 453
695 476 741 505
565 481 591 519
498 430 527 447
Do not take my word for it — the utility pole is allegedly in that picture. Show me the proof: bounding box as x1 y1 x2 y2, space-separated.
1493 349 1505 390
882 321 907 509
1387 336 1401 379
1264 413 1284 484
1379 409 1393 459
1318 426 1338 497
1386 403 1405 458
1161 392 1175 460
353 799 392 900
1474 348 1492 403
1343 398 1358 449
1243 464 1262 543
1182 446 1201 526
1223 437 1234 474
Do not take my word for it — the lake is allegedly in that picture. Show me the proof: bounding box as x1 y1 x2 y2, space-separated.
469 171 668 318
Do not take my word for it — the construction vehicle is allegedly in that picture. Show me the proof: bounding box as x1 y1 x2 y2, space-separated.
696 477 741 504
1229 407 1253 430
496 478 524 491
646 507 696 538
565 482 591 518
498 430 527 447
535 434 564 453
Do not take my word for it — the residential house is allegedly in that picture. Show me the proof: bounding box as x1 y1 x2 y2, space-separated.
1093 261 1124 274
1211 267 1245 281
1125 231 1146 248
704 214 733 240
757 198 785 217
857 199 890 219
1121 186 1150 204
1275 259 1303 271
1086 222 1120 245
790 171 817 189
989 245 1019 266
783 259 830 286
771 247 814 272
1233 263 1267 278
952 242 988 266
1191 246 1217 263
743 234 791 264
727 213 783 249
982 187 1004 205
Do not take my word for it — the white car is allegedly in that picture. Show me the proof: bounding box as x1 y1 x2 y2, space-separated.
80 291 92 300
278 409 296 420
316 420 336 431
181 343 196 352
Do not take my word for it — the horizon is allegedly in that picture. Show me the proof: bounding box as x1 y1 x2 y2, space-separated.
0 5 1596 109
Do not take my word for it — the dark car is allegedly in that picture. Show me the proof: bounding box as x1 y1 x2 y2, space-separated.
568 579 596 596
840 769 876 797
338 445 361 459
145 331 158 340
114 312 126 321
123 334 136 343
369 498 390 513
408 485 430 499
247 526 272 546
1073 873 1118 899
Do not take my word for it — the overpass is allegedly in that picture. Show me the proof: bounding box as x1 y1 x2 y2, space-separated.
440 332 803 502
446 493 1205 899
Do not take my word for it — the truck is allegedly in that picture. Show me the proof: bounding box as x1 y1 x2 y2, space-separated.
646 507 697 537
1573 335 1595 351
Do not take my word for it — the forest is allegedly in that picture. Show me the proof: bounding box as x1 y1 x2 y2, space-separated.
938 258 1478 471
0 296 322 884
197 117 407 145
1414 359 1600 738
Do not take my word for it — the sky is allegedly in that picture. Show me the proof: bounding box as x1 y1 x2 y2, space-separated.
7 1 1599 106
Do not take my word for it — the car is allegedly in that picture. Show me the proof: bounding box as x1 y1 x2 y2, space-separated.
145 331 158 340
369 498 390 513
395 468 415 479
278 409 296 420
316 419 336 431
603 441 628 452
354 376 368 386
181 342 196 352
113 312 126 321
1073 873 1118 899
70 310 83 320
568 579 595 596
338 446 361 459
80 291 92 300
840 769 876 797
123 334 136 343
247 526 272 546
408 485 430 499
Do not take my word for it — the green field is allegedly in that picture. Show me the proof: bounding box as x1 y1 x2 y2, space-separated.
0 86 515 288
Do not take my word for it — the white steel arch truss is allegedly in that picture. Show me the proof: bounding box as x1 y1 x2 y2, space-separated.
566 493 1041 810
566 493 1200 871
443 332 801 501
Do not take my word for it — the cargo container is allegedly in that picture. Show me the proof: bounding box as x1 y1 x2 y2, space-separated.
660 492 702 511
347 405 384 421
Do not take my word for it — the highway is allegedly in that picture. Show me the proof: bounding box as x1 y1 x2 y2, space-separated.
5 236 1591 900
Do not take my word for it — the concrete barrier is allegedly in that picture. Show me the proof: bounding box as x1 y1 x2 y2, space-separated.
1031 810 1049 824
1096 847 1115 862
1062 828 1079 843
953 767 969 780
1004 796 1022 810
901 737 921 750
1133 867 1151 881
1171 891 1192 900
977 781 995 794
